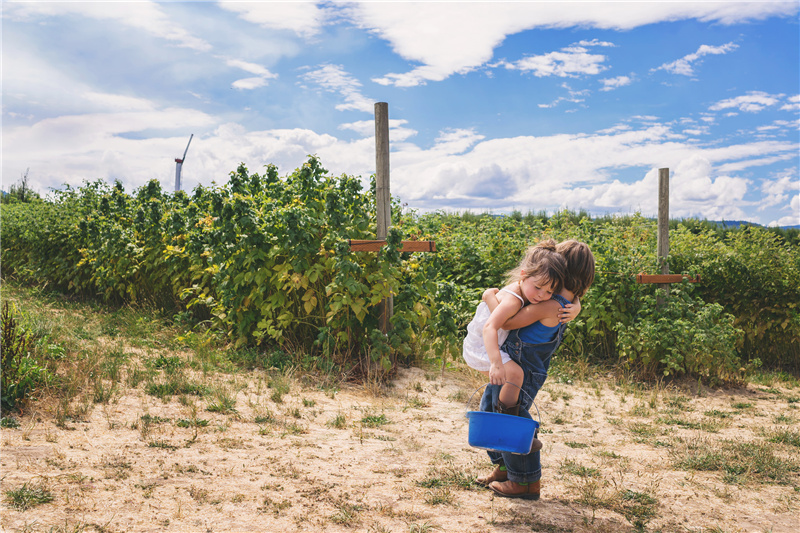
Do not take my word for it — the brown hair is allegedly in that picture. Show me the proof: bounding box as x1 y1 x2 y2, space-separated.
556 240 595 298
505 239 566 295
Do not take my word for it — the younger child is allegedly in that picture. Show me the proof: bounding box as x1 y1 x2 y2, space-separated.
462 240 567 418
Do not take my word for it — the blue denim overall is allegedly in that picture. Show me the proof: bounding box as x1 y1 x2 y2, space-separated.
478 295 569 484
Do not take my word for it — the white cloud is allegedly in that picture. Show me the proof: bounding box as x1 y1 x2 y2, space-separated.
767 191 800 227
300 64 374 112
710 91 783 113
223 58 278 89
231 77 269 90
339 119 418 142
781 94 800 111
652 42 739 76
600 75 632 91
4 1 211 51
349 2 796 87
501 46 608 78
760 173 799 210
217 1 329 38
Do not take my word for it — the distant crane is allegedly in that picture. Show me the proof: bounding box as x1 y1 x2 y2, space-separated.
174 134 194 192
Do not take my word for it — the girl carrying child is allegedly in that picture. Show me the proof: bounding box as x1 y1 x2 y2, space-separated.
468 239 595 500
462 240 569 422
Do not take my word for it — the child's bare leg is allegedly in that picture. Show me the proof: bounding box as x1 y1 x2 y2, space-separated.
498 360 523 412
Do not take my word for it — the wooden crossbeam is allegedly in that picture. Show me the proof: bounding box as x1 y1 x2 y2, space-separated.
349 239 436 253
636 273 700 284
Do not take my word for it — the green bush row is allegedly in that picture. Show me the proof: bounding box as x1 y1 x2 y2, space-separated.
3 157 798 379
1 158 441 375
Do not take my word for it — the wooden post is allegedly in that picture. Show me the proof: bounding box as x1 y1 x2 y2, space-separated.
375 102 393 332
657 168 670 305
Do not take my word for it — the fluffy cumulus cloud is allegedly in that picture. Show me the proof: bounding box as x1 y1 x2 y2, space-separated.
652 42 739 76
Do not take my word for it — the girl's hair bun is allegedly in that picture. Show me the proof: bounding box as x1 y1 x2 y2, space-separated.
535 238 557 252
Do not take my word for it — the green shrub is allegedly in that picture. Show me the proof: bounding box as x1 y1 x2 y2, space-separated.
1 302 54 413
616 287 748 383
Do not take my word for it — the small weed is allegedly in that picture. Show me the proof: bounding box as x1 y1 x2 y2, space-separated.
269 377 290 403
406 395 430 409
731 401 753 410
447 389 468 402
704 409 732 418
565 441 589 449
176 418 209 428
361 413 389 428
4 483 55 511
559 458 600 478
302 398 316 407
148 439 178 451
327 413 347 429
423 486 454 505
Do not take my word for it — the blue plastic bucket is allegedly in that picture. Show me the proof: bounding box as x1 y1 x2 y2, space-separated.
465 383 540 455
466 411 539 454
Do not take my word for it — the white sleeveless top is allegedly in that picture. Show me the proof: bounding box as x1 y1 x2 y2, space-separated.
461 288 524 371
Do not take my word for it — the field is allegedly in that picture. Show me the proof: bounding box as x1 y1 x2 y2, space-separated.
1 283 799 533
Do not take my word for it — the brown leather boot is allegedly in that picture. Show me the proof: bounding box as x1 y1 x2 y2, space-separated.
497 400 519 417
489 479 541 500
476 465 507 486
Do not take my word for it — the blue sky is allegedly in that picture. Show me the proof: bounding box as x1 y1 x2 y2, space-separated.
2 1 799 227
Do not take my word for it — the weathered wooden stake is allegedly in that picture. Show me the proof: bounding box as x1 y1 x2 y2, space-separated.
656 168 670 306
375 102 393 332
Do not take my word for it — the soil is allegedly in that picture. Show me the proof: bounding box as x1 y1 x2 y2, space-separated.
1 363 798 533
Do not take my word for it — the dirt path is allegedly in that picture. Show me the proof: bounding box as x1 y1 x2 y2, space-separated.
2 364 798 532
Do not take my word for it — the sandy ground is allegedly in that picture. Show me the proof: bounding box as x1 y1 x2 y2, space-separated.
1 363 798 533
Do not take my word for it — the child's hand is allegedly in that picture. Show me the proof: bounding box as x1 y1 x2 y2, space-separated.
489 362 506 386
558 301 581 323
482 288 499 303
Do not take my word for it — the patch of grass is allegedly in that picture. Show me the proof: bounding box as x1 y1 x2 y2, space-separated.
766 427 800 448
269 376 290 403
327 413 347 429
361 413 389 428
617 489 659 532
665 395 691 409
140 414 171 425
731 401 753 410
671 437 800 485
704 409 732 418
418 462 474 491
4 483 55 511
206 386 238 414
176 418 209 428
423 486 454 505
446 389 468 403
565 441 589 449
148 439 178 451
559 458 600 478
406 395 430 409
145 379 207 400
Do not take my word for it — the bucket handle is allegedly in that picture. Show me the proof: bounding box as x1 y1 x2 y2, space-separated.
465 382 541 424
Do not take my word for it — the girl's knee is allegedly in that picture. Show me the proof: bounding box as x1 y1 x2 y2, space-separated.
505 362 524 386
